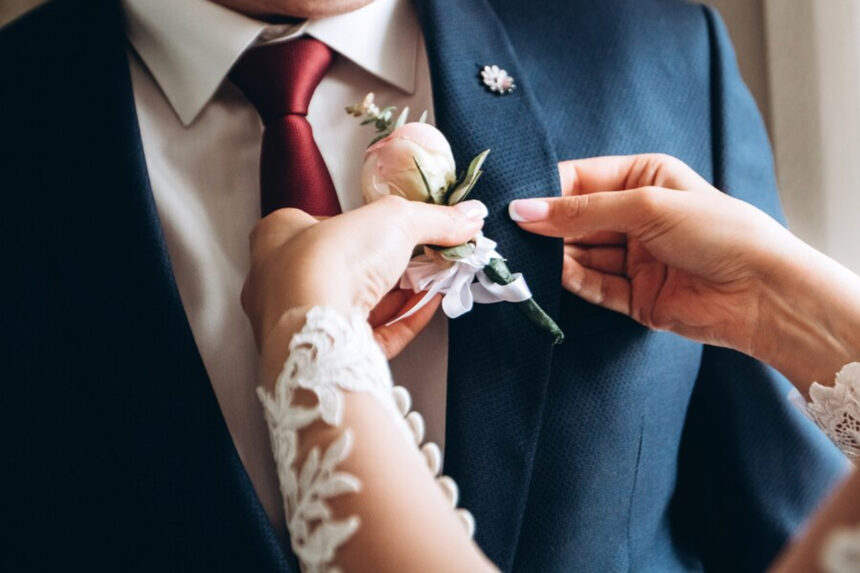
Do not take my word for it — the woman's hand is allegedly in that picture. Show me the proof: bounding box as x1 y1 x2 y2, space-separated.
242 196 487 367
510 154 789 353
245 197 497 573
511 154 860 390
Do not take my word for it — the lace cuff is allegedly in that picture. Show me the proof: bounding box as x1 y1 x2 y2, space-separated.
822 524 860 573
257 307 474 572
803 362 860 461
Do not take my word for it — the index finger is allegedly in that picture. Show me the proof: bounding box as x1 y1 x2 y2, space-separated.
554 156 646 245
511 187 670 240
558 154 710 197
558 155 643 196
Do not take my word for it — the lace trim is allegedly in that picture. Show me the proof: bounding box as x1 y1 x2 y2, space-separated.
806 362 860 462
822 524 860 573
257 307 474 573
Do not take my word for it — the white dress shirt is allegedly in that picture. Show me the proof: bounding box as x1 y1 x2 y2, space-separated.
122 0 447 536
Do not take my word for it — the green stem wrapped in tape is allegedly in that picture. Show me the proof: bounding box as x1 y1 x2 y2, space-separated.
483 258 565 345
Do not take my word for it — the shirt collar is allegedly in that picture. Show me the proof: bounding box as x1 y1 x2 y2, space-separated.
122 0 419 126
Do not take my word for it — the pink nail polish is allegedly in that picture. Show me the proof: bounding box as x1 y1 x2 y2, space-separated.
455 200 488 220
509 199 550 222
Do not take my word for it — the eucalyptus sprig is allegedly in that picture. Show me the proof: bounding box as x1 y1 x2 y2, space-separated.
345 93 429 146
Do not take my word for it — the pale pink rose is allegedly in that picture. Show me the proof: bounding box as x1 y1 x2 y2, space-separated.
361 122 457 204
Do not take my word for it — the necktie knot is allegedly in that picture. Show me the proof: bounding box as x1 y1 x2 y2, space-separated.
231 37 334 123
229 36 341 217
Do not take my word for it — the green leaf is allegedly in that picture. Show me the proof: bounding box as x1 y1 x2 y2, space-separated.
367 131 390 147
418 110 429 123
445 149 490 205
368 131 390 146
373 106 396 131
446 175 482 206
432 242 476 261
393 107 410 129
412 157 437 202
464 149 491 183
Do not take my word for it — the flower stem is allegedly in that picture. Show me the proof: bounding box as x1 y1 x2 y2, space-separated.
483 258 565 345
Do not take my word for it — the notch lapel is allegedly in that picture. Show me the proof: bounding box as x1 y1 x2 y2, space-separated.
43 1 292 569
414 1 563 569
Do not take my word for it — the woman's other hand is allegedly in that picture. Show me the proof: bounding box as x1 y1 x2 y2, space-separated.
511 154 860 391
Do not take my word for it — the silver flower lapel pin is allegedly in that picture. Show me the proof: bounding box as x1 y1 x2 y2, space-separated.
480 65 516 95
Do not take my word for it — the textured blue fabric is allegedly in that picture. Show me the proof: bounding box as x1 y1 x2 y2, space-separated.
0 0 847 571
418 1 846 571
1 2 296 571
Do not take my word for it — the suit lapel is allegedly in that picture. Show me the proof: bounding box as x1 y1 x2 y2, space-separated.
414 0 563 568
37 0 559 568
45 1 292 569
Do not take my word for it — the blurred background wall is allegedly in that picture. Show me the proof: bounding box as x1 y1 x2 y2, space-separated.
710 0 860 273
3 0 859 271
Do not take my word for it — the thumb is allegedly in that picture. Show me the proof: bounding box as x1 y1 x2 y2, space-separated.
509 188 668 240
404 199 488 246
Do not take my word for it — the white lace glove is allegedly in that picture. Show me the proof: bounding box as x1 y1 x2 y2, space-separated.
822 524 860 573
799 362 860 462
257 307 475 573
790 363 860 573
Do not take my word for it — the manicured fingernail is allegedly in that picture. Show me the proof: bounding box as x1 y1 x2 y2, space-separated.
509 199 550 222
455 200 488 220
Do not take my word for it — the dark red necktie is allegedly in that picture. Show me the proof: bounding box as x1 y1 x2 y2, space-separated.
231 38 341 217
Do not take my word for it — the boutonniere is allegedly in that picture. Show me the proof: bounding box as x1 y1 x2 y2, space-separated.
346 93 564 344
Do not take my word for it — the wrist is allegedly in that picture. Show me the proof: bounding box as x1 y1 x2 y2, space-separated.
259 302 358 391
754 235 860 393
257 285 354 347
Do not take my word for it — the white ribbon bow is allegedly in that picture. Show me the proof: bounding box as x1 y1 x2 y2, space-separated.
392 233 532 323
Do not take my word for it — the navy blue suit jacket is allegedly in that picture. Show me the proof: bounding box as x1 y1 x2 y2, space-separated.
1 0 847 571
